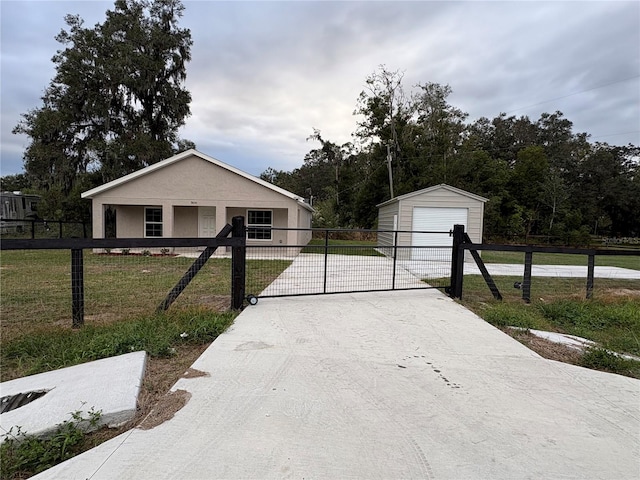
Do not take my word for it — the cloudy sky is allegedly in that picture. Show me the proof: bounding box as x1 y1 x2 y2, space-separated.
1 0 639 179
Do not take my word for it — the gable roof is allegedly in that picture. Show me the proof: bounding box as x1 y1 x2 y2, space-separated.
376 184 488 208
81 149 313 211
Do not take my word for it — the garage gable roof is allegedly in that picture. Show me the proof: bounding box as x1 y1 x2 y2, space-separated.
81 149 313 211
376 184 488 208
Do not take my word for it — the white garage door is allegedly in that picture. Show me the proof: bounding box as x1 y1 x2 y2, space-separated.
411 207 468 261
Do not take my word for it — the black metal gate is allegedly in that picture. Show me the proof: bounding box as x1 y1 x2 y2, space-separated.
243 227 454 300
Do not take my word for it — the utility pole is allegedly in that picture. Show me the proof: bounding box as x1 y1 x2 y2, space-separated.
386 143 394 199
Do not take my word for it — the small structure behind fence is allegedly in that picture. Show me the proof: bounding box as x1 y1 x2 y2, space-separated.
0 191 40 234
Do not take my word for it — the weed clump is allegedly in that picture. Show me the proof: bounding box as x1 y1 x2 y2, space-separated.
1 408 102 479
580 348 639 377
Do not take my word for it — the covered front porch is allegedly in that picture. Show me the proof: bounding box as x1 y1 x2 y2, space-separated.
93 202 310 251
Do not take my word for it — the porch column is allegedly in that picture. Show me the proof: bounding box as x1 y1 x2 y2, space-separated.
163 202 174 238
287 207 297 246
216 205 228 236
93 202 104 238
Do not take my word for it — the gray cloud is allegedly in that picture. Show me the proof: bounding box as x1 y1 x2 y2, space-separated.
2 1 638 179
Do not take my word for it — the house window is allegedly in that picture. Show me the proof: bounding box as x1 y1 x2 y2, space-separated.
145 207 163 237
247 210 272 240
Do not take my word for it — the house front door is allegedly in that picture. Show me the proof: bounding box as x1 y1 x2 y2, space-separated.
198 207 216 237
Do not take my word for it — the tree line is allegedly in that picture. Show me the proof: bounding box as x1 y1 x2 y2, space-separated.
261 67 639 241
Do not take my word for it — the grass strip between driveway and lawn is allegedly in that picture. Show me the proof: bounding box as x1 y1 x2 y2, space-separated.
1 308 237 381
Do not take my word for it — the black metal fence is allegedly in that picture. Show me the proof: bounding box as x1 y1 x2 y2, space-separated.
1 221 245 329
4 218 635 332
0 218 90 239
1 220 456 329
450 225 640 302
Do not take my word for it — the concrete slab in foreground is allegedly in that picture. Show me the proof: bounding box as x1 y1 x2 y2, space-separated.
33 289 639 480
1 351 147 441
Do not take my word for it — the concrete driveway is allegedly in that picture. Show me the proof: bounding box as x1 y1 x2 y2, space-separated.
34 286 639 479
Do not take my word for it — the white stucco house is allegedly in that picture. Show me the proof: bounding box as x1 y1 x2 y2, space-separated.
377 184 488 261
81 149 313 248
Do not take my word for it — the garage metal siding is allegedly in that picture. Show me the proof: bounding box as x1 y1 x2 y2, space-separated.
377 201 399 248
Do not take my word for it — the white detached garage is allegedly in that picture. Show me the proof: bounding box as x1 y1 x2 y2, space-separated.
377 184 488 261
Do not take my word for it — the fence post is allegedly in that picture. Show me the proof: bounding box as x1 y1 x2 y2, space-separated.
71 248 84 328
522 249 532 303
449 224 465 299
323 229 329 294
392 230 399 290
586 254 595 299
231 216 246 310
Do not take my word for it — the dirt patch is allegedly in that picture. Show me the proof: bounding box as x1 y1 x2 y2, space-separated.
503 328 583 365
137 389 191 430
196 295 231 311
603 288 640 298
182 368 209 379
83 343 211 444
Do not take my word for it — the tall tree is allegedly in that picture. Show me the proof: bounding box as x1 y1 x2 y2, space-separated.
407 82 468 186
354 65 409 150
13 0 193 218
264 67 639 238
573 144 640 236
508 146 550 237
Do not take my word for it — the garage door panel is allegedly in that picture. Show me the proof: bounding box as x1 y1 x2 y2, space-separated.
412 207 467 260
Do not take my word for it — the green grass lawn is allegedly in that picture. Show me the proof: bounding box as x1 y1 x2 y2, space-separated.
0 249 290 381
301 238 384 256
480 250 640 270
